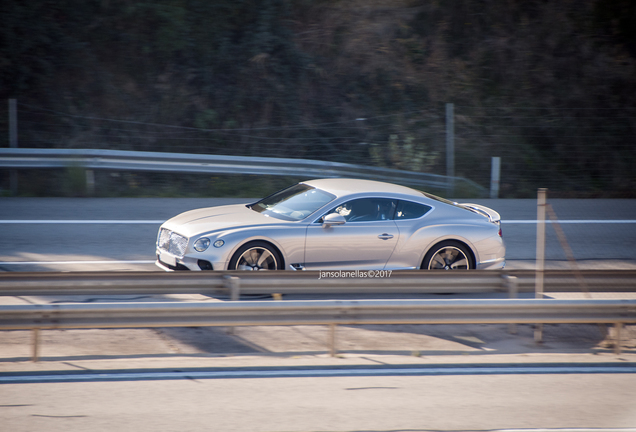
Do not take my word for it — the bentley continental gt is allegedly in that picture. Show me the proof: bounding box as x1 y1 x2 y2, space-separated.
156 178 505 271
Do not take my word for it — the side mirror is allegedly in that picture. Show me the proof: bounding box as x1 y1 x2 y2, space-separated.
322 213 346 227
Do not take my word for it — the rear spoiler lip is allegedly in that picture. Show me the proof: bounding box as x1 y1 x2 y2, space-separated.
459 203 501 223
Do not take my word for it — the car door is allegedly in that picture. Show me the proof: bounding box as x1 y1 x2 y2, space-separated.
304 198 399 270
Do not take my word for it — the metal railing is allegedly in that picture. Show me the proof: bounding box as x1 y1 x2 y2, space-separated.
0 270 634 297
2 270 634 360
0 148 487 195
4 299 635 329
1 298 635 360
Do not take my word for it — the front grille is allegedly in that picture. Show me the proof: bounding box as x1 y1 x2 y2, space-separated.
158 228 188 258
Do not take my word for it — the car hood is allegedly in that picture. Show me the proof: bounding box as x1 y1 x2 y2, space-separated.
161 204 285 237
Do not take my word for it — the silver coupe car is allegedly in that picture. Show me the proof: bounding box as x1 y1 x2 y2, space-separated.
156 178 505 271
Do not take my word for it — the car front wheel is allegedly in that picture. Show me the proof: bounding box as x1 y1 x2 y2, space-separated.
228 242 282 271
421 241 474 270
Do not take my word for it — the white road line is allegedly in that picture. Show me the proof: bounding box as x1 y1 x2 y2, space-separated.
0 220 164 224
0 220 635 224
500 430 636 432
1 365 635 384
502 220 636 224
0 260 155 265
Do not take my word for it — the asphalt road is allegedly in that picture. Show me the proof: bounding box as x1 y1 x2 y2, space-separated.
0 197 635 271
1 197 636 431
2 369 635 432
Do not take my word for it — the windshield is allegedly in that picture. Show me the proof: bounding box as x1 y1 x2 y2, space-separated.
250 184 336 221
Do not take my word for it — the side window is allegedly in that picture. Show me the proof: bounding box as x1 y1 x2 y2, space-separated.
395 200 432 220
324 198 397 222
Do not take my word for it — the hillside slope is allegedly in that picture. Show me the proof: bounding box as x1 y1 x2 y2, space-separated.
1 0 635 197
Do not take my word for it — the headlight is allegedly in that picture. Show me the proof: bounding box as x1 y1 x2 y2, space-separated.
193 237 211 252
213 239 225 248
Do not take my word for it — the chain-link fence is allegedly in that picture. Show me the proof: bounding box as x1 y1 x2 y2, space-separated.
1 102 634 198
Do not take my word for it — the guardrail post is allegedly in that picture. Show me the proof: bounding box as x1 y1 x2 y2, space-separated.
86 169 95 196
614 323 623 355
329 324 337 357
503 275 518 334
32 328 40 362
225 276 240 335
225 276 240 301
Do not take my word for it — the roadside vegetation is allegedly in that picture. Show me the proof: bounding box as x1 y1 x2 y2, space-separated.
1 0 634 197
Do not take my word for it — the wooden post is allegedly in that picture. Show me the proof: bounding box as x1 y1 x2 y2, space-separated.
32 328 40 362
329 324 337 357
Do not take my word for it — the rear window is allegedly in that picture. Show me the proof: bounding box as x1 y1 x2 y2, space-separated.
395 200 432 220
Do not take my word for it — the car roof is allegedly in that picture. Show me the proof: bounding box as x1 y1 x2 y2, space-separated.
302 178 425 199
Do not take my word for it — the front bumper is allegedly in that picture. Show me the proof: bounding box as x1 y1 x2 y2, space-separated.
155 249 222 271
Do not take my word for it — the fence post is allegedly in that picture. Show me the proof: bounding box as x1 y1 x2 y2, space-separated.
535 188 548 342
490 157 501 199
9 99 18 196
445 103 455 196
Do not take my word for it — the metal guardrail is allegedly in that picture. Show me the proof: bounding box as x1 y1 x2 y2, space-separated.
0 270 634 297
2 298 635 359
2 270 634 359
0 148 486 194
3 299 635 329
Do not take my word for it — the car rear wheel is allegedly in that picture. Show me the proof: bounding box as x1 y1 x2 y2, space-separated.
421 241 474 270
229 242 282 271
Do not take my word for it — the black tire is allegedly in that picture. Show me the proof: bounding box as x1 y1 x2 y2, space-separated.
421 240 474 270
228 241 283 271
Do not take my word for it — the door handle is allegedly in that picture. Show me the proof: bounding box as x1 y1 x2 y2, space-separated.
378 233 394 240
